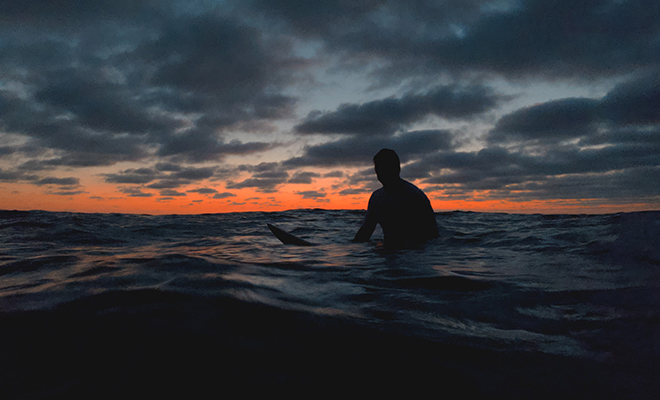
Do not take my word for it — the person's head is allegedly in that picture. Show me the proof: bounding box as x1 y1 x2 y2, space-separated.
373 148 400 187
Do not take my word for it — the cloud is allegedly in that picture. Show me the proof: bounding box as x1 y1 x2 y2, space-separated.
419 143 657 183
284 129 455 167
288 171 320 184
323 171 344 178
227 179 275 191
145 179 187 190
226 165 290 192
579 126 660 148
431 0 660 78
119 187 153 197
139 15 299 98
295 84 504 135
337 188 368 196
225 177 287 193
488 98 600 145
600 72 660 126
19 152 145 169
468 166 660 203
170 167 215 181
159 189 186 197
104 165 218 190
0 89 151 163
45 190 87 196
34 177 81 186
187 188 218 195
296 190 327 199
408 140 660 200
156 131 278 162
488 73 660 146
0 1 169 24
155 162 183 172
245 0 660 82
104 168 159 184
0 168 38 182
224 162 292 192
212 192 236 199
1 1 659 211
0 7 302 171
34 71 178 135
332 167 383 196
3 174 87 196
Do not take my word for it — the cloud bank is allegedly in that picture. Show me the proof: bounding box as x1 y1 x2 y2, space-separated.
0 0 658 211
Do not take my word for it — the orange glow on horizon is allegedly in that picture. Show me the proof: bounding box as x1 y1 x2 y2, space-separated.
1 179 658 215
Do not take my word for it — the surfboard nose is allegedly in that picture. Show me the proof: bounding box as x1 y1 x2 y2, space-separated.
268 224 315 246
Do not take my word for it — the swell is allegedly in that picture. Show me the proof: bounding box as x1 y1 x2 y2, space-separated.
1 288 651 398
0 255 80 277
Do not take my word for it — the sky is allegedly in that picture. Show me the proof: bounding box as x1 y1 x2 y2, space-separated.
1 0 659 214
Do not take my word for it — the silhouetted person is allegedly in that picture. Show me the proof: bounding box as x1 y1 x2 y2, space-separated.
353 149 438 246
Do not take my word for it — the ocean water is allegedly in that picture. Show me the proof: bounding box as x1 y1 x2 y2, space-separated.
1 209 659 398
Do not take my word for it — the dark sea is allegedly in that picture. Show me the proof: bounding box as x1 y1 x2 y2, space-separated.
1 209 659 399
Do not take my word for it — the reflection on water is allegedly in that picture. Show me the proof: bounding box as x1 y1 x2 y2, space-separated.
0 209 659 361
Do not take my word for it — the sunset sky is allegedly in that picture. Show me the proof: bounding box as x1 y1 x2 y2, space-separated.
1 0 659 214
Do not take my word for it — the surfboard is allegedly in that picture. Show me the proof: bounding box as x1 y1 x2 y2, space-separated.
267 224 315 246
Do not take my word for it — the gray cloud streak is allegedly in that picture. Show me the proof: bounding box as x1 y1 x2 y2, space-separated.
1 1 659 209
284 129 456 168
296 84 505 135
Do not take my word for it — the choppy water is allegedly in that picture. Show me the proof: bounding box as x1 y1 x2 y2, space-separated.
1 209 659 398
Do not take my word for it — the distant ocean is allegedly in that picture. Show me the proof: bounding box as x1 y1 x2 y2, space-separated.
1 209 659 398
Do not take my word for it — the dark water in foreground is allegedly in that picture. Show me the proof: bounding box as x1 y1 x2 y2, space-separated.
1 209 659 398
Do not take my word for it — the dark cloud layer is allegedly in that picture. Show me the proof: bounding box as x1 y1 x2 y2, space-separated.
489 73 660 146
488 98 601 145
0 1 167 23
285 130 455 168
0 2 300 172
104 168 160 184
246 0 660 80
288 171 320 184
103 165 222 197
296 190 327 199
434 0 660 78
1 1 659 207
35 177 80 186
361 70 660 202
296 84 504 135
224 163 290 193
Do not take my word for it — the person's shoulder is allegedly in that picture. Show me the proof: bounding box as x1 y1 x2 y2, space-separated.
369 187 387 202
401 180 433 204
402 179 426 195
367 187 387 213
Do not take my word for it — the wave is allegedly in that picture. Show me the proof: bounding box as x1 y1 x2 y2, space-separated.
1 209 658 368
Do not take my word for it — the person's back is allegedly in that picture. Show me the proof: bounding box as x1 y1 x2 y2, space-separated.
353 149 438 247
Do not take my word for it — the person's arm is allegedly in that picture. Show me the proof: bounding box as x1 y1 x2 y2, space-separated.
423 197 439 239
353 197 377 242
353 220 376 242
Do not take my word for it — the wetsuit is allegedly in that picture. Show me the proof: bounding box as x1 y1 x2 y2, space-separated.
354 179 438 246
